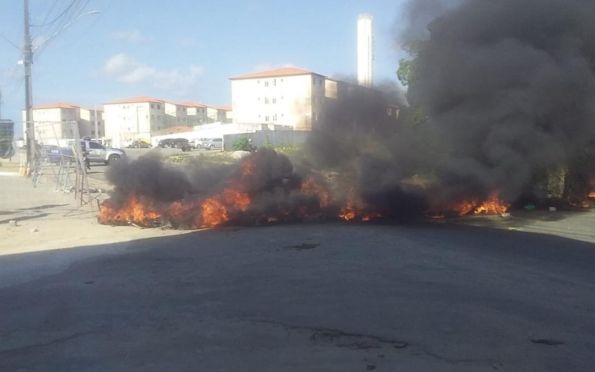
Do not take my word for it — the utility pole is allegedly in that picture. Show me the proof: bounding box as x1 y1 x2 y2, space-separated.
23 0 34 167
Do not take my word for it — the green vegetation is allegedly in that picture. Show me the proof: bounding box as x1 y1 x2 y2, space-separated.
232 137 255 152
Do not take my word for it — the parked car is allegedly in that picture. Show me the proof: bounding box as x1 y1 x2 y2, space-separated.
204 138 223 150
159 138 191 151
192 138 210 149
127 140 151 148
40 145 73 164
75 140 126 165
172 138 192 152
158 139 174 148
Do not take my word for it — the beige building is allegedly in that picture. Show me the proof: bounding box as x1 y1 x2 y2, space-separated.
104 96 170 147
79 108 105 139
230 67 333 131
180 101 208 126
21 102 96 145
104 97 234 147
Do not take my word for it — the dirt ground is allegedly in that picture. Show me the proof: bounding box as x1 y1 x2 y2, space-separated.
0 164 191 256
1 160 594 256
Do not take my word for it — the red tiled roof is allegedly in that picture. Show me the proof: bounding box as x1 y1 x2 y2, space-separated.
179 101 208 108
230 67 320 80
32 102 79 110
104 96 164 105
215 105 232 111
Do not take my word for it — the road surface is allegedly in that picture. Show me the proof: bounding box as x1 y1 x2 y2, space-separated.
1 222 594 371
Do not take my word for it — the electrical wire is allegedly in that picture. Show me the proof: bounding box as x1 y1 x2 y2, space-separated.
31 0 78 28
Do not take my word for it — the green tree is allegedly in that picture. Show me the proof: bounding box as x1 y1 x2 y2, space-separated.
397 58 414 87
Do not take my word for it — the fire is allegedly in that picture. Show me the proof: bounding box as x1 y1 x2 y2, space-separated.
589 191 595 199
300 176 331 208
98 193 161 226
97 151 524 230
100 188 252 229
198 197 229 227
452 192 510 216
338 191 381 222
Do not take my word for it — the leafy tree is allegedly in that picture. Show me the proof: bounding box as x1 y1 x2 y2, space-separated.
232 137 255 152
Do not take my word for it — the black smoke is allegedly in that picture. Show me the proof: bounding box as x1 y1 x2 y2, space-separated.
309 0 595 213
408 0 595 204
104 0 595 225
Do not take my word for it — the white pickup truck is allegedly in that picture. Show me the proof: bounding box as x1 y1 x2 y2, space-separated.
78 140 126 165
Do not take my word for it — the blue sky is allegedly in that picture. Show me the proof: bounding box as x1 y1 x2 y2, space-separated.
0 0 410 134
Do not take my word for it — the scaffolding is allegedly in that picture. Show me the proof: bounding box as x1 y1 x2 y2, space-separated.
31 120 105 208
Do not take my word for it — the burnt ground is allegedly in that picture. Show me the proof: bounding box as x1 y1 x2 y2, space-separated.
1 222 595 371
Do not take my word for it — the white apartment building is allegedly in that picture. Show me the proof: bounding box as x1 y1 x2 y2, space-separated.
104 97 235 147
79 107 105 139
180 101 208 126
103 96 170 147
21 102 96 145
230 67 330 131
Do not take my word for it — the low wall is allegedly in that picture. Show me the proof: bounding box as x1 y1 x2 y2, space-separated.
223 130 310 151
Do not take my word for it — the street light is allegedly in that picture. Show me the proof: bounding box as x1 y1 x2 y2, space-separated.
34 10 101 52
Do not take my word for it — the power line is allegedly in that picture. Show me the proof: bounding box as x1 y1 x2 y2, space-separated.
0 33 20 50
31 0 78 28
37 0 62 28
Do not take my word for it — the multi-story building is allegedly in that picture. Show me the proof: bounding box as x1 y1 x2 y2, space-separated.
230 67 333 131
180 101 208 126
103 96 170 147
21 102 95 145
79 107 105 139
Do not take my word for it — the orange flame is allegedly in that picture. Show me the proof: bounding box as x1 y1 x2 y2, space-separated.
300 176 331 208
198 197 229 227
452 192 510 216
338 191 381 222
98 193 161 226
589 191 595 199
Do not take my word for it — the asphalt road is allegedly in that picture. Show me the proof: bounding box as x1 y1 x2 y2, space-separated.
1 223 594 371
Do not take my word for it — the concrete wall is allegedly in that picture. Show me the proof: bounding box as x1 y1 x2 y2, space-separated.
223 130 310 151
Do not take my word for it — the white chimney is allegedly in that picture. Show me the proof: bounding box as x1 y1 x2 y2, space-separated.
357 14 374 88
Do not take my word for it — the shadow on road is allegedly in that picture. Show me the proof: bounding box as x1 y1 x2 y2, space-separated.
1 223 594 371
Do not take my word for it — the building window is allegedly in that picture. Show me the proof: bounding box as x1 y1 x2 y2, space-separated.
264 81 269 87
257 80 260 84
273 114 277 121
272 98 276 104
264 97 269 104
273 79 276 86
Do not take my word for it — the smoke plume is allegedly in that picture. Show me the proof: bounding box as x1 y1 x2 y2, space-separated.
307 0 595 214
102 0 595 227
405 0 595 204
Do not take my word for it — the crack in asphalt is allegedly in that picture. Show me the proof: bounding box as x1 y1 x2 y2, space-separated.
0 331 95 355
245 318 408 349
244 318 503 366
